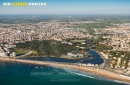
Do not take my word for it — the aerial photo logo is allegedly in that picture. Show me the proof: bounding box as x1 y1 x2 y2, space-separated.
2 2 47 8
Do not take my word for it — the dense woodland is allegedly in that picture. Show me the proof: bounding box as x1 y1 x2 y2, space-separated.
15 38 96 57
16 40 76 57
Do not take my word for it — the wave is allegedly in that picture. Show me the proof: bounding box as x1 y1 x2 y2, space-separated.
113 80 130 85
74 72 95 79
40 66 130 85
63 68 114 81
64 68 100 78
35 66 38 68
63 68 130 85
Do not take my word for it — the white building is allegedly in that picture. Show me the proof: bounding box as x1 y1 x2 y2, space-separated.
0 52 7 57
116 58 121 68
10 52 16 57
67 52 83 58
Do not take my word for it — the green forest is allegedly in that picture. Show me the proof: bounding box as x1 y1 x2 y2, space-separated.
15 40 76 57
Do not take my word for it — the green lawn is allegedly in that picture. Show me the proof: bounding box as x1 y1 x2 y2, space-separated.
71 40 85 43
14 48 29 56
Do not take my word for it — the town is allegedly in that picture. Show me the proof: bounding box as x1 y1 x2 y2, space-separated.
0 16 130 78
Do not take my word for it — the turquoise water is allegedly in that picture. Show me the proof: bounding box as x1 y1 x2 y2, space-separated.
0 61 129 85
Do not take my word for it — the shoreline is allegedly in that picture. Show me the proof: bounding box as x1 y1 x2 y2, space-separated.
0 57 130 83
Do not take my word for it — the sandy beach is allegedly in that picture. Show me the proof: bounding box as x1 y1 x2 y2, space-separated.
0 57 130 83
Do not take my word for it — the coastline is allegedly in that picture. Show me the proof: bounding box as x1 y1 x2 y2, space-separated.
0 57 130 83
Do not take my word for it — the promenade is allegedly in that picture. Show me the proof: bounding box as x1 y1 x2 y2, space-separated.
0 57 130 83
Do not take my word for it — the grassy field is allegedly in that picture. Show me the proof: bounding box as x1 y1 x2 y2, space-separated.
14 48 29 56
71 40 85 43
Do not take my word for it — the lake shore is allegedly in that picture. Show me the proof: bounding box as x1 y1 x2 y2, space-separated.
0 57 130 83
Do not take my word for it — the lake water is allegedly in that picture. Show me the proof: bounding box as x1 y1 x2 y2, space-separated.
20 50 104 65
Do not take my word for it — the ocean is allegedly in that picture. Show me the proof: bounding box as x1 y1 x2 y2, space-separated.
0 61 129 85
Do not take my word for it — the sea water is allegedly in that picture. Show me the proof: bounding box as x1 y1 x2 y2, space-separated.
0 61 129 85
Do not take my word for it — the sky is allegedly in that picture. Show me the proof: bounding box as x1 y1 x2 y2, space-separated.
0 0 130 14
